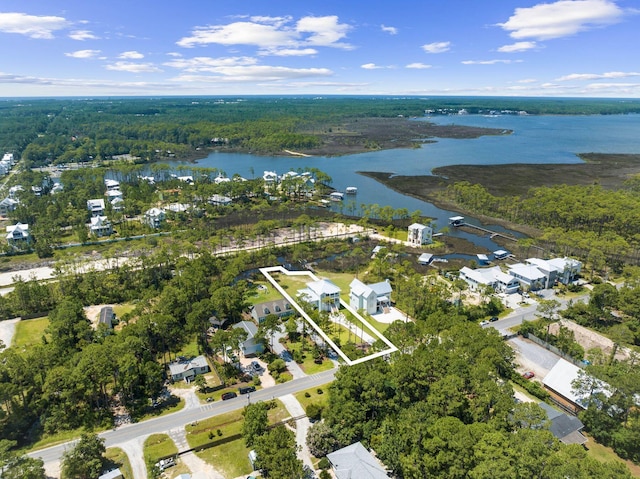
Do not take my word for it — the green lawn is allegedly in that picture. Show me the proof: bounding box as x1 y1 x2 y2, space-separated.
105 447 133 479
294 386 330 412
11 316 49 349
186 399 289 478
143 434 180 477
283 338 334 375
584 433 640 477
112 303 136 318
248 281 285 305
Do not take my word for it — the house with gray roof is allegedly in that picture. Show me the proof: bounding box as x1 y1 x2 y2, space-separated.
538 402 587 445
250 299 293 323
327 441 388 479
168 355 209 382
349 278 392 315
233 320 264 356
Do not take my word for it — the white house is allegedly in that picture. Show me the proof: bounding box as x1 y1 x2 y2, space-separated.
349 278 392 315
8 185 23 199
110 196 124 212
233 321 264 357
168 355 209 382
459 266 520 294
0 197 19 216
298 279 341 312
144 207 166 228
407 223 432 246
508 263 547 291
208 194 232 206
104 179 120 191
6 222 30 248
525 258 558 289
548 257 582 285
106 189 123 202
89 216 112 237
263 171 278 184
87 198 106 217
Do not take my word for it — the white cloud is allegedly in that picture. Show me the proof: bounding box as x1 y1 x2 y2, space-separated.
69 30 99 41
171 65 332 83
65 49 101 59
406 63 432 69
295 16 351 47
498 0 624 40
164 56 258 72
462 59 522 65
259 48 318 56
517 78 538 83
0 12 69 39
498 41 537 52
106 62 162 73
361 63 384 69
421 41 450 54
119 51 145 59
166 52 182 57
381 24 398 35
177 15 351 50
556 71 640 81
0 71 173 90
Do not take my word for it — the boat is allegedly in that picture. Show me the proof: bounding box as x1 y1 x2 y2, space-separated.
329 191 344 201
345 186 358 194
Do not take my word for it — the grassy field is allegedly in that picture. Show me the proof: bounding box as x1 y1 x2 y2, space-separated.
186 399 289 478
105 447 133 479
294 385 330 412
143 434 183 477
282 338 334 375
11 316 49 349
247 280 285 305
584 433 640 477
112 302 136 318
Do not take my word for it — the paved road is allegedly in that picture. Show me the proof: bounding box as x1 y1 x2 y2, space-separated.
30 368 337 466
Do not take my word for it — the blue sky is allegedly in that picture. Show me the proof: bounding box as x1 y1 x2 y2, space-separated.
0 0 638 97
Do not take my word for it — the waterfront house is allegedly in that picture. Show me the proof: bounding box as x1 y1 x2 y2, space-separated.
459 266 520 294
407 223 432 246
250 299 293 323
508 263 547 291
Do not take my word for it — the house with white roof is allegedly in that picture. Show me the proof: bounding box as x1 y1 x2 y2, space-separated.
525 258 558 289
508 263 547 291
326 442 388 479
8 185 23 199
548 257 582 285
104 179 120 191
298 279 341 312
110 197 124 212
263 171 278 184
89 216 112 237
459 266 520 294
407 223 432 246
144 207 166 228
542 358 610 413
87 198 106 217
106 189 123 202
208 194 232 206
349 278 393 315
0 197 19 216
168 355 209 382
6 222 30 248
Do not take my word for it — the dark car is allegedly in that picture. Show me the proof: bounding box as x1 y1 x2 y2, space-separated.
489 316 499 322
250 361 262 373
221 392 237 400
239 386 256 395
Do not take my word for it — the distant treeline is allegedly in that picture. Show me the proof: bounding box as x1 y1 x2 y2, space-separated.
2 96 640 166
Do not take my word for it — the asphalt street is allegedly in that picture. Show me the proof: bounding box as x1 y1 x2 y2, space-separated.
30 368 337 465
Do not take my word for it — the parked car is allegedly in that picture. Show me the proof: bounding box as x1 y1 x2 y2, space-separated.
480 320 489 326
489 316 499 322
221 391 237 400
239 386 256 395
250 360 262 373
522 371 535 379
156 457 175 471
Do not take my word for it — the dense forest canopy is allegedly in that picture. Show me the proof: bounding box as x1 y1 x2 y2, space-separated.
2 96 640 166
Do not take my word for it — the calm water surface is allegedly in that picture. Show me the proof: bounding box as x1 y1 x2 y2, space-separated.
170 114 640 250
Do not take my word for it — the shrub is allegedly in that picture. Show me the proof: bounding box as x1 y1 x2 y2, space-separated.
318 457 330 470
304 392 311 398
317 388 323 395
306 403 324 421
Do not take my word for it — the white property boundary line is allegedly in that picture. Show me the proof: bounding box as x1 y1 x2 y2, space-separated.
259 266 398 366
